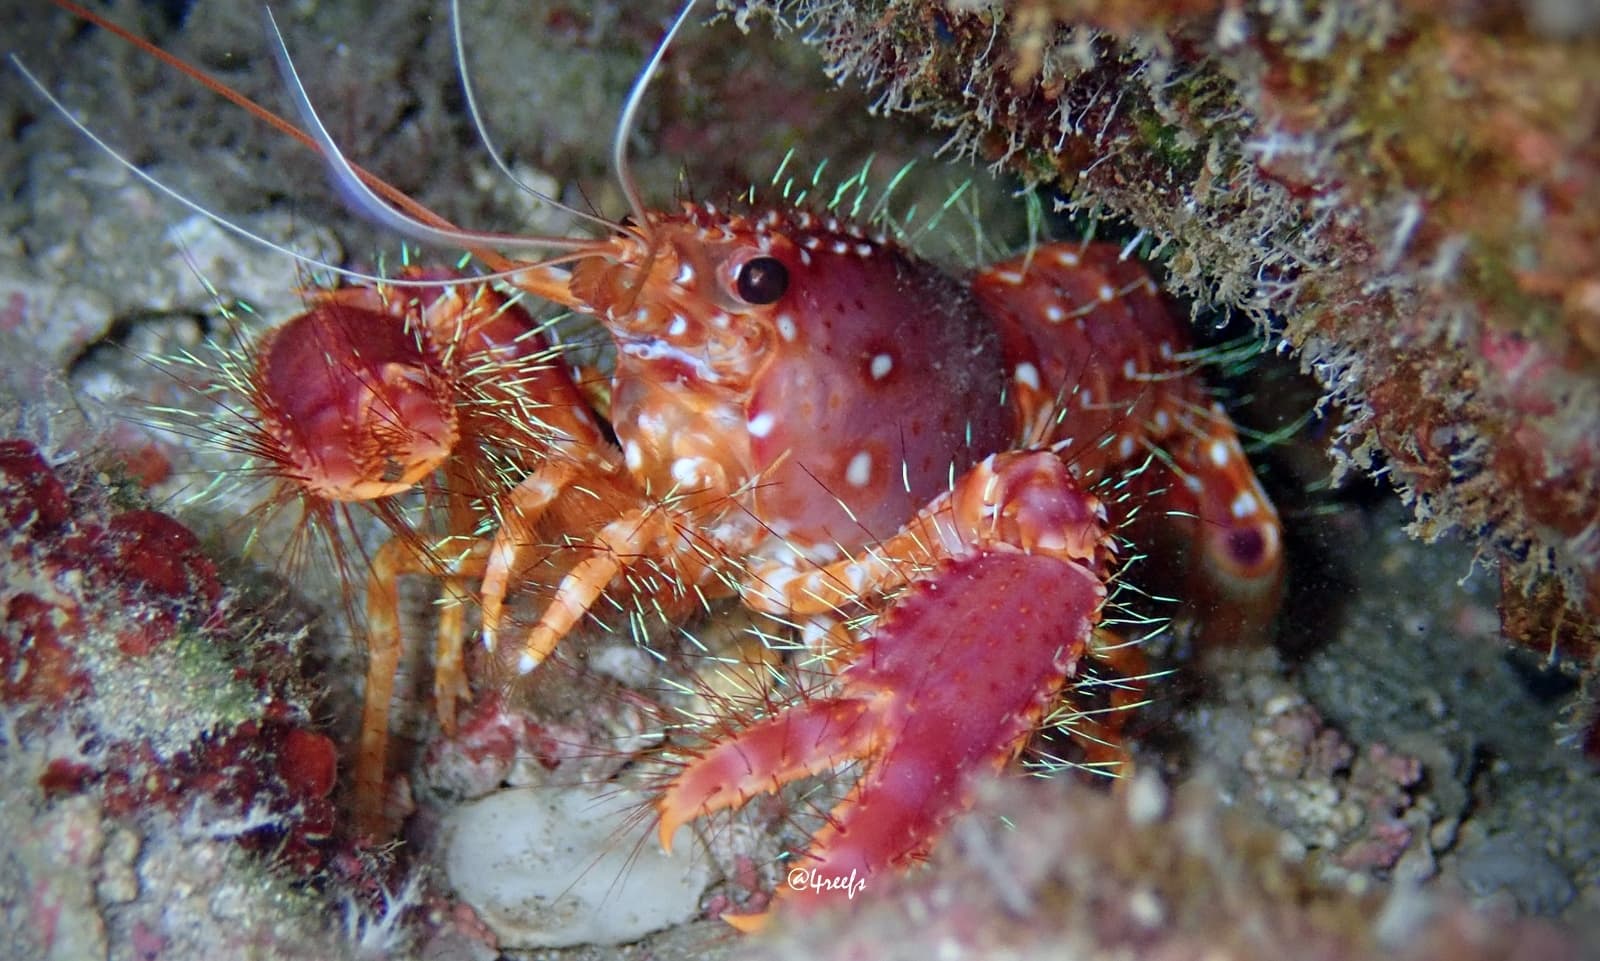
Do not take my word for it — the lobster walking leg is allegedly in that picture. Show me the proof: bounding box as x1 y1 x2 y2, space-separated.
974 242 1285 638
357 534 491 837
1161 402 1285 638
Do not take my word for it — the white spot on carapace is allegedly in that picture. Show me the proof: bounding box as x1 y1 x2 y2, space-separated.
1154 409 1171 432
1055 249 1081 267
832 240 850 255
1014 362 1041 391
777 314 798 342
855 243 874 258
1231 489 1261 519
800 617 833 650
870 353 894 380
624 441 643 472
845 450 873 488
1044 303 1066 323
994 269 1024 286
671 457 703 487
667 316 688 338
636 410 666 438
1122 359 1138 380
802 236 822 250
523 477 559 505
804 542 842 563
1184 475 1204 493
748 411 776 438
1097 284 1116 302
757 565 800 606
674 262 696 286
1079 387 1095 407
1208 439 1231 469
799 249 813 266
1158 342 1174 360
1118 435 1136 459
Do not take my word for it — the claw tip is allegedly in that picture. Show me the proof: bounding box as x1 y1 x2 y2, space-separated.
721 909 771 934
656 813 679 855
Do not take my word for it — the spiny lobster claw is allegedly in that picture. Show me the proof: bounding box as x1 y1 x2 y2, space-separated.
657 452 1113 921
656 698 877 855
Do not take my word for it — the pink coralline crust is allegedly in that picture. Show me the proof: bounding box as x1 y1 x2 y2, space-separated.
1243 696 1425 874
278 728 339 801
0 439 71 533
415 694 604 803
4 451 223 667
1478 329 1562 419
1 443 220 693
3 591 91 704
103 509 221 605
97 723 339 869
0 437 339 874
418 695 532 800
128 921 167 960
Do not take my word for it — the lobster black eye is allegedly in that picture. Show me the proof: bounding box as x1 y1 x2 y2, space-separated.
734 256 789 305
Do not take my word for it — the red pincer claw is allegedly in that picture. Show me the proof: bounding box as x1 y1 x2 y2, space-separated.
658 453 1113 922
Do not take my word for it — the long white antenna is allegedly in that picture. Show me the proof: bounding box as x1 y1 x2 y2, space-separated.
263 5 597 255
449 0 614 232
612 0 701 231
9 54 378 285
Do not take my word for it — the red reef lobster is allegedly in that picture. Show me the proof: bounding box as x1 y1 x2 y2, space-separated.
25 0 1284 930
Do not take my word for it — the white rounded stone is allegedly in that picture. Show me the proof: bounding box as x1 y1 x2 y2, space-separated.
440 786 711 947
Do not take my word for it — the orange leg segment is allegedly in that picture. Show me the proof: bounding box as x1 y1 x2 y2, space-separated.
356 535 488 838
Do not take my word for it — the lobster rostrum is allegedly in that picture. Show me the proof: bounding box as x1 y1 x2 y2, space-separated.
25 0 1285 931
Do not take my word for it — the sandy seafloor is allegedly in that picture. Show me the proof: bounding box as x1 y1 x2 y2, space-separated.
2 2 1598 960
